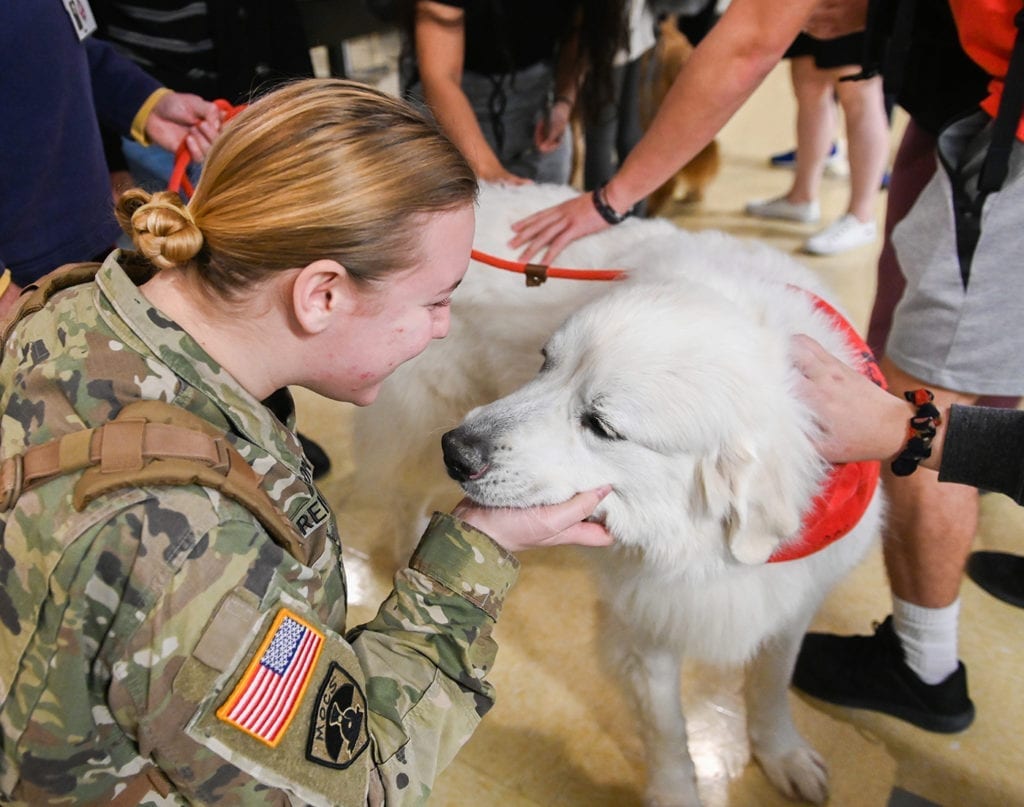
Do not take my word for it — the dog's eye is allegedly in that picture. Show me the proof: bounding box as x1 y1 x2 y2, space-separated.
581 411 622 440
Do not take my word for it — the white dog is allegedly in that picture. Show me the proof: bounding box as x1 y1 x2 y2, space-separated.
346 184 883 805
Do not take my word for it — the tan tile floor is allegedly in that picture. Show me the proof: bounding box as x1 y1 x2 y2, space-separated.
295 61 1024 807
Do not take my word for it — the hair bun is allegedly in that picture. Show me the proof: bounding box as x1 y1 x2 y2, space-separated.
116 189 204 270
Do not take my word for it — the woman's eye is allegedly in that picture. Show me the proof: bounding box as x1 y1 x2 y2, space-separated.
430 297 451 309
581 411 621 440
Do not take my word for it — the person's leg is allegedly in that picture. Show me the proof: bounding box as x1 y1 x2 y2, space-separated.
747 55 830 222
792 355 980 733
833 71 889 223
799 67 887 254
786 56 835 205
879 357 980 611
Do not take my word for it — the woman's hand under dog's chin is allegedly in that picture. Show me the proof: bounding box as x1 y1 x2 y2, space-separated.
451 486 614 553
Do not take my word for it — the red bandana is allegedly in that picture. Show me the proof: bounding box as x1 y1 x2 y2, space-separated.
768 294 886 563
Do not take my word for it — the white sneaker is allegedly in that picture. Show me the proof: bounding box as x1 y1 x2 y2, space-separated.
745 195 821 223
803 214 878 255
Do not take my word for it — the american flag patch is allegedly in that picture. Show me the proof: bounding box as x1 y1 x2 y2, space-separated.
216 609 324 747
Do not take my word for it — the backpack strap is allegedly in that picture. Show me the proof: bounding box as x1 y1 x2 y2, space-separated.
0 262 102 350
0 400 307 560
978 6 1024 194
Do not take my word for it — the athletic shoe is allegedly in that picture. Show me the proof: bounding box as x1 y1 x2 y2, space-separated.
745 195 821 223
802 213 877 255
792 616 975 733
966 550 1024 608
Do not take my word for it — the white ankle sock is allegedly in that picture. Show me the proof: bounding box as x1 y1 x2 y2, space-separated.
892 596 960 685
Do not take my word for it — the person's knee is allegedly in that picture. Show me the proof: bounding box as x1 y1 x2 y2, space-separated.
879 357 979 409
792 70 834 105
834 76 884 122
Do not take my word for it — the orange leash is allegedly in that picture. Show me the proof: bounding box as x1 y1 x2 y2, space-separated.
167 99 246 199
470 249 628 286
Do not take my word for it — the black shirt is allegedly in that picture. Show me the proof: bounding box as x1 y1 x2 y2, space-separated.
431 0 579 74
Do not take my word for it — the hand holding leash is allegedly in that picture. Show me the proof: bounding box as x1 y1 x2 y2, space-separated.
145 92 225 162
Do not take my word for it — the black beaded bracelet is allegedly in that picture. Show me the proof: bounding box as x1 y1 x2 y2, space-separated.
890 389 942 476
592 182 631 225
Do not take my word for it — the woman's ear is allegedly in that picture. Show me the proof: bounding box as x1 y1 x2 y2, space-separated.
291 259 350 334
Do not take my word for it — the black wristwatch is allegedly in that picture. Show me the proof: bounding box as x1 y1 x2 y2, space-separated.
592 182 632 225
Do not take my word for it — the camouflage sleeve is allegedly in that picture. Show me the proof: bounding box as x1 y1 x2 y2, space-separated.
349 512 521 804
2 481 518 806
109 505 518 806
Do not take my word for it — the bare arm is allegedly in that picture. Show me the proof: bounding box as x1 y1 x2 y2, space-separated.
535 22 581 153
510 0 820 263
415 1 529 184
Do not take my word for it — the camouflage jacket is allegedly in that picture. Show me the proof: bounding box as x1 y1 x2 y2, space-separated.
0 254 520 806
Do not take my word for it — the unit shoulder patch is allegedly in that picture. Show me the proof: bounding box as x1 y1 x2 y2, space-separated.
306 661 369 769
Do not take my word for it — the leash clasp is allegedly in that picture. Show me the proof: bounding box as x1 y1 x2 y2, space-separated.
524 264 548 286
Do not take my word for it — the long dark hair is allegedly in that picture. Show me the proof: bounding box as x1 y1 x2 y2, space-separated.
576 0 629 117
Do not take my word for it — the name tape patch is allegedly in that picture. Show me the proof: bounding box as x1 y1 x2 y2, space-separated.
217 609 324 747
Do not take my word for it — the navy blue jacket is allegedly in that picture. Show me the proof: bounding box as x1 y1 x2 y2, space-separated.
1 3 161 284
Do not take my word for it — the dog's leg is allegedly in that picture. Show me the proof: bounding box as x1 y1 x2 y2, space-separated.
609 625 702 807
744 617 829 805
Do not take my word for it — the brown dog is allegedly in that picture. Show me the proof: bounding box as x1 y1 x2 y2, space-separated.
639 16 721 215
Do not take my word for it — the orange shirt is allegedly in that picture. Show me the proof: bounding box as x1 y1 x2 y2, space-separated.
948 0 1024 140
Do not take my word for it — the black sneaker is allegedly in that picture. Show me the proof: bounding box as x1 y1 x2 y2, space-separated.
792 616 975 733
297 432 332 480
967 550 1024 608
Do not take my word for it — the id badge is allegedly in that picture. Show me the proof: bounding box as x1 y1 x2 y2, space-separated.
62 0 97 41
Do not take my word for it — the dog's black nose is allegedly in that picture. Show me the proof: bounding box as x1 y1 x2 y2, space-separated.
441 428 490 483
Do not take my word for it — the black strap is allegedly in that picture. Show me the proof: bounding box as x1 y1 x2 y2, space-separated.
978 7 1024 194
951 7 1024 288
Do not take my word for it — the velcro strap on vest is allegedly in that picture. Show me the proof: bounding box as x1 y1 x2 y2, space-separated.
0 400 307 560
0 420 228 510
0 262 103 352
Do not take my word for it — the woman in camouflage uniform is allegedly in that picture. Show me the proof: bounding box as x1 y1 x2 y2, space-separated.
0 79 611 805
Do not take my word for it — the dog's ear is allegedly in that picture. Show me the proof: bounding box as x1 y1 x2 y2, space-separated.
691 441 806 565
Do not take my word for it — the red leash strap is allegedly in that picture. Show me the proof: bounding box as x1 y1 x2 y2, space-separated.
167 99 246 199
470 249 628 286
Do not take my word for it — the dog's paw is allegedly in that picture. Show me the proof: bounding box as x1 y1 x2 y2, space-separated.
756 745 829 805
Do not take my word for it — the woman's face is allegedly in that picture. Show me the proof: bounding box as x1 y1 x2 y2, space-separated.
313 204 475 405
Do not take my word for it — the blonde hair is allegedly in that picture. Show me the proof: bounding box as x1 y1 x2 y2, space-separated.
115 79 477 299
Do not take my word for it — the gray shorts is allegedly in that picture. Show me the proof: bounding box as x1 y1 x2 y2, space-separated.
887 112 1024 395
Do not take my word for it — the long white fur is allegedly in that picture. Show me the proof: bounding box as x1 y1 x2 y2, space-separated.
346 183 882 806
